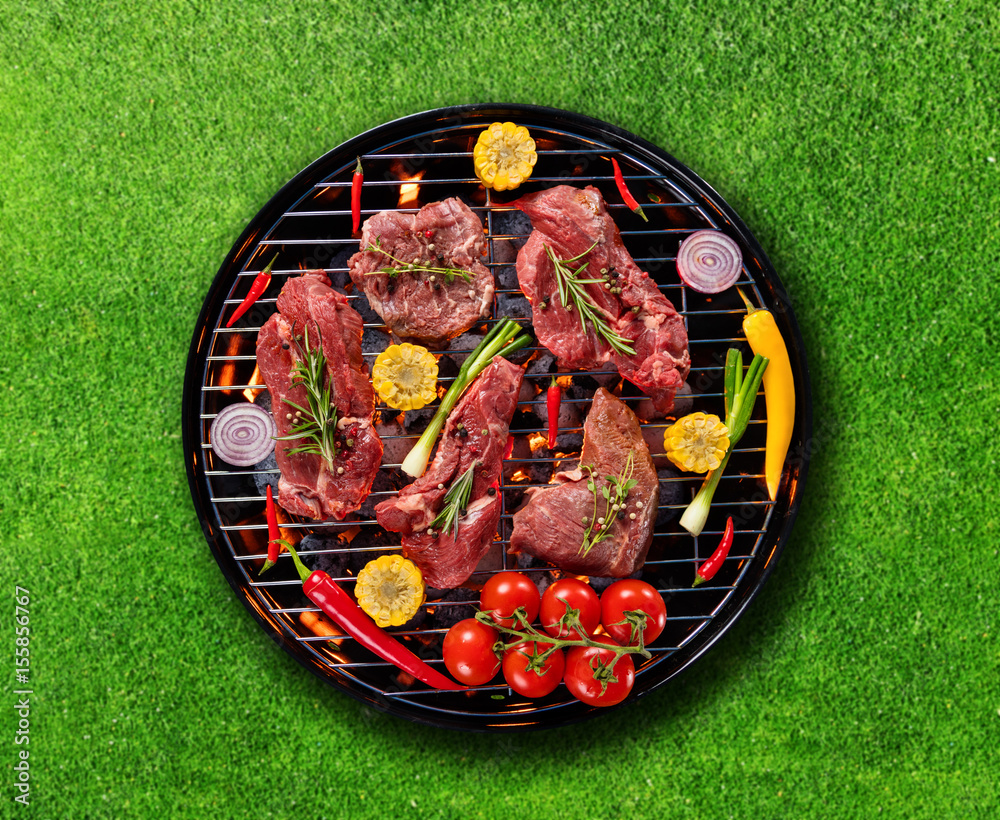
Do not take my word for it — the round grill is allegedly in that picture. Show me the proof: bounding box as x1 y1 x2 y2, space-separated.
182 104 811 731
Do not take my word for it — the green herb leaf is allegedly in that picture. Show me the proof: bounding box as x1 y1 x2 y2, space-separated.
429 461 479 540
544 242 636 357
363 238 474 284
273 323 339 471
579 451 637 557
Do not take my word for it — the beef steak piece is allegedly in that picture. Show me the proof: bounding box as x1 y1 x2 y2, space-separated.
256 272 383 520
375 357 524 589
509 388 659 577
514 185 690 415
347 198 495 347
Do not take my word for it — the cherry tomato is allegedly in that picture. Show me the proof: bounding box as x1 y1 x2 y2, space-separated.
564 640 635 707
442 618 500 686
600 579 667 646
539 578 600 640
502 640 565 698
480 571 540 629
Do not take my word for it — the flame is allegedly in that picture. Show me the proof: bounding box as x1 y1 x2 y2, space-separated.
336 525 361 545
398 170 425 207
211 333 245 393
510 469 531 483
527 432 547 453
242 365 264 402
299 610 341 639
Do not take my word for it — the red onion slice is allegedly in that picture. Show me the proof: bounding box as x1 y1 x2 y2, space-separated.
676 230 743 294
210 402 277 467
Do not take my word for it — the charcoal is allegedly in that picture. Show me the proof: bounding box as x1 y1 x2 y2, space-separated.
525 352 557 377
357 469 405 520
656 466 685 526
403 405 438 431
351 292 382 325
510 408 543 432
299 533 350 578
496 292 532 320
326 248 354 291
553 432 584 454
426 587 478 629
361 327 390 355
495 262 519 289
253 451 280 496
346 527 398 575
384 608 427 632
671 382 694 417
254 391 272 413
491 209 532 249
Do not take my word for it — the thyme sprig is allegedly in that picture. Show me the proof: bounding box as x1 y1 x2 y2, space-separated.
363 236 474 283
273 323 339 470
544 240 636 357
580 451 639 557
428 460 479 540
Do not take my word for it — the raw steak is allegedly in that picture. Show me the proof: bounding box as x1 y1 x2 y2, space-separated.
514 185 690 415
509 388 658 577
375 357 524 588
256 272 383 520
348 198 495 347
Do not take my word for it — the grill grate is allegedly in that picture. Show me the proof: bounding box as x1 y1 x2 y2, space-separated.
183 105 809 730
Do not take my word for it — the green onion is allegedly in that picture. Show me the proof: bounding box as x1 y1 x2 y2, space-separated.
679 349 769 536
400 318 531 477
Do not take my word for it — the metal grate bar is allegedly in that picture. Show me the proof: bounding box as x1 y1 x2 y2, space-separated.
192 113 794 725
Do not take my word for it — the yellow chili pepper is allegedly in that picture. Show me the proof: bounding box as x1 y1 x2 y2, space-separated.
738 289 795 500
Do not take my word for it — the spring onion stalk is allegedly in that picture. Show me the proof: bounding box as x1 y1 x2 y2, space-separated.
400 318 531 477
679 349 769 536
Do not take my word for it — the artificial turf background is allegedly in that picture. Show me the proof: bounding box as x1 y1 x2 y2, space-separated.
2 1 998 817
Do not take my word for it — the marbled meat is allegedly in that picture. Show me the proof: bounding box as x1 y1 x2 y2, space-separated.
375 357 524 588
510 388 658 577
348 197 494 347
514 185 690 415
256 272 383 520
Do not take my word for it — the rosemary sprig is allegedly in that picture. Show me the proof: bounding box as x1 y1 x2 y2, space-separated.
273 323 339 470
427 460 479 540
580 451 639 557
362 236 474 283
544 240 636 357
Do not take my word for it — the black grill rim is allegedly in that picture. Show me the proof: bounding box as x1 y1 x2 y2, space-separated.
181 103 812 732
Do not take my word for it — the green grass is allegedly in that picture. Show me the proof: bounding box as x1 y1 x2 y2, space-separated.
2 1 998 817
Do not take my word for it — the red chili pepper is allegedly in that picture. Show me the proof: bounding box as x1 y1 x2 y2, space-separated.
692 516 734 587
546 376 561 450
260 484 280 574
226 254 278 328
351 156 363 234
503 434 514 461
611 157 648 222
285 543 465 690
